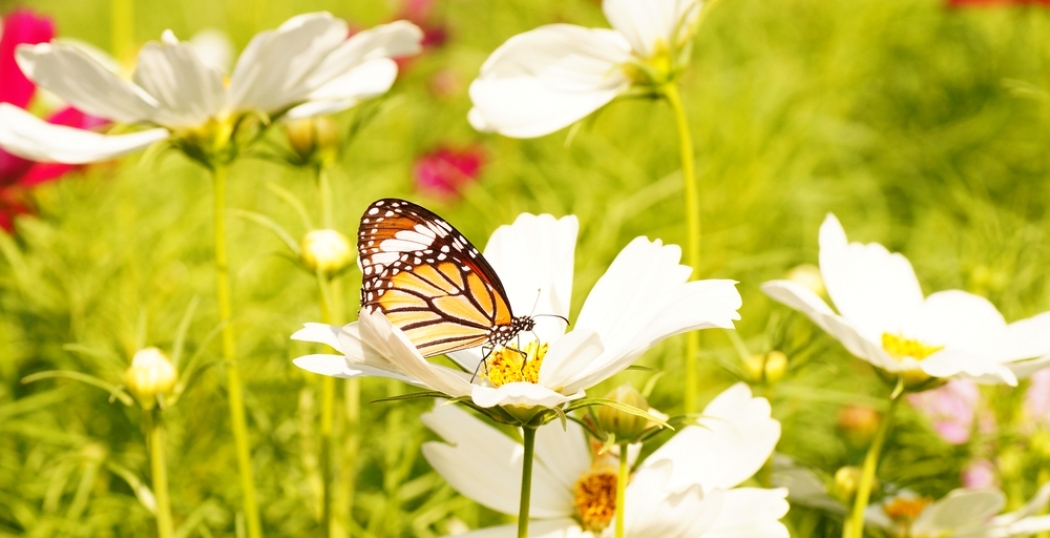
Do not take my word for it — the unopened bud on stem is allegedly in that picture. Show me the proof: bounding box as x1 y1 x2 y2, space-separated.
744 351 788 384
596 384 651 442
301 229 353 273
125 347 177 408
285 116 340 166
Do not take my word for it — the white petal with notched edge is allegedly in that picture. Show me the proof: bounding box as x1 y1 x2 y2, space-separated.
285 59 399 119
133 32 226 128
0 104 168 163
468 24 632 138
16 42 158 123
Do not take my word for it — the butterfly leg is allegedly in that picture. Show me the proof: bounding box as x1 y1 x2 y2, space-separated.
470 346 494 383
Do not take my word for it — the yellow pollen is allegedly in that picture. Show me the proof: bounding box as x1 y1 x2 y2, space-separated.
482 340 547 387
881 333 943 361
883 496 932 523
574 470 618 532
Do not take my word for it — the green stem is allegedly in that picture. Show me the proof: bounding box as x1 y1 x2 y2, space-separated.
615 444 628 538
212 164 263 538
518 426 537 538
145 410 174 538
843 379 905 538
663 82 702 414
316 165 334 230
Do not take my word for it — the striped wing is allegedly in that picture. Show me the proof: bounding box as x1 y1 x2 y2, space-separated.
357 199 514 357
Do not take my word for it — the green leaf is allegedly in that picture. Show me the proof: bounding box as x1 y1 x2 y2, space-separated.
229 208 301 256
370 391 450 404
265 182 314 232
170 296 200 369
21 371 134 406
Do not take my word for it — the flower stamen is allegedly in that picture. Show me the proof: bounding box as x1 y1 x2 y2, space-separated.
883 496 932 523
574 468 618 532
483 340 547 386
881 333 943 361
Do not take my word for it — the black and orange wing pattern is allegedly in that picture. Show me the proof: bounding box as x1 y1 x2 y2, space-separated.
357 198 525 357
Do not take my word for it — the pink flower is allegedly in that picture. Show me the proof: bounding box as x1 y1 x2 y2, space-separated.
413 145 484 199
0 9 107 231
962 459 998 489
1024 368 1050 428
392 0 447 71
907 379 980 444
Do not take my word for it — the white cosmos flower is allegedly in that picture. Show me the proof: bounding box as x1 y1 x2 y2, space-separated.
865 485 1050 538
420 383 788 537
0 13 422 164
468 0 702 138
761 214 1050 388
292 213 741 412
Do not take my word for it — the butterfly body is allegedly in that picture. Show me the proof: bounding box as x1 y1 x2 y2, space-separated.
357 198 535 357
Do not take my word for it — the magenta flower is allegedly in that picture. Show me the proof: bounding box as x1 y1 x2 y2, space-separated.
962 459 998 489
907 379 980 444
413 145 484 199
0 9 106 231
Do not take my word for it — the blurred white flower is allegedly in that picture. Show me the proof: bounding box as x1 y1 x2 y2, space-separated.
866 486 1050 538
0 13 422 165
467 0 702 138
293 213 741 414
762 214 1050 388
421 383 788 537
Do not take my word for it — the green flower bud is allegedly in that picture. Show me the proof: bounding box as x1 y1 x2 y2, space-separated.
595 384 651 442
125 347 177 408
301 229 354 273
743 351 788 384
833 466 868 502
285 116 340 166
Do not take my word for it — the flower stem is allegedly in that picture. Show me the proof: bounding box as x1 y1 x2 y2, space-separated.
616 443 629 538
517 426 538 538
109 0 134 63
144 410 174 538
662 82 702 414
212 164 263 538
843 378 905 538
316 165 334 230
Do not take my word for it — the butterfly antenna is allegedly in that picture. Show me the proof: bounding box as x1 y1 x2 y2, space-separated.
528 289 542 317
532 313 570 327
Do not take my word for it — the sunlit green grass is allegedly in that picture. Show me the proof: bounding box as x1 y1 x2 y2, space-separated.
2 0 1050 535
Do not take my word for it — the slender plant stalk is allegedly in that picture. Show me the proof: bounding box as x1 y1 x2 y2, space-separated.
212 164 263 538
109 0 134 63
615 444 629 538
663 82 702 413
518 426 538 538
341 376 361 529
843 378 905 538
145 410 174 538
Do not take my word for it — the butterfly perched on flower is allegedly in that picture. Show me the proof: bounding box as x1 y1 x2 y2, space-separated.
357 198 536 358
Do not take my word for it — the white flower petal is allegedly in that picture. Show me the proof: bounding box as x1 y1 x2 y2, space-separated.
132 34 226 128
227 12 349 113
622 460 722 537
301 20 422 94
449 520 587 538
286 59 398 120
647 384 780 492
421 404 576 518
188 29 234 74
0 104 168 163
602 0 702 58
996 311 1050 363
702 488 790 538
993 483 1050 526
358 310 475 396
468 24 632 138
920 348 1017 386
290 322 343 351
292 353 418 385
912 488 1005 535
534 418 593 498
818 213 924 340
470 382 579 409
537 330 605 393
16 42 158 123
1003 516 1050 537
911 290 1006 352
483 214 579 343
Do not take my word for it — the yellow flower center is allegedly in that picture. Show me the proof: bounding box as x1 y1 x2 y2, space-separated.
881 333 943 361
883 496 932 523
482 340 547 387
574 469 618 532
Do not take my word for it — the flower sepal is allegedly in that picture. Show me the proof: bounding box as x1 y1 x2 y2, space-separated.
875 368 947 394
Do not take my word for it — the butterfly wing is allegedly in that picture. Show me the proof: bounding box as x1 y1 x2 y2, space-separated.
357 199 515 357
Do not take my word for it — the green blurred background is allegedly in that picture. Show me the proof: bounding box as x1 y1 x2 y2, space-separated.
2 0 1050 536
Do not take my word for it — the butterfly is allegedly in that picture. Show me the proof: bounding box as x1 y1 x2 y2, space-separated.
357 198 537 359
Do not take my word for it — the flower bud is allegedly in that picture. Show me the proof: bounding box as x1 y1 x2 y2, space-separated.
285 116 340 166
125 347 177 407
837 405 881 445
595 384 651 442
743 351 788 384
832 466 868 502
786 263 825 297
301 229 353 273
